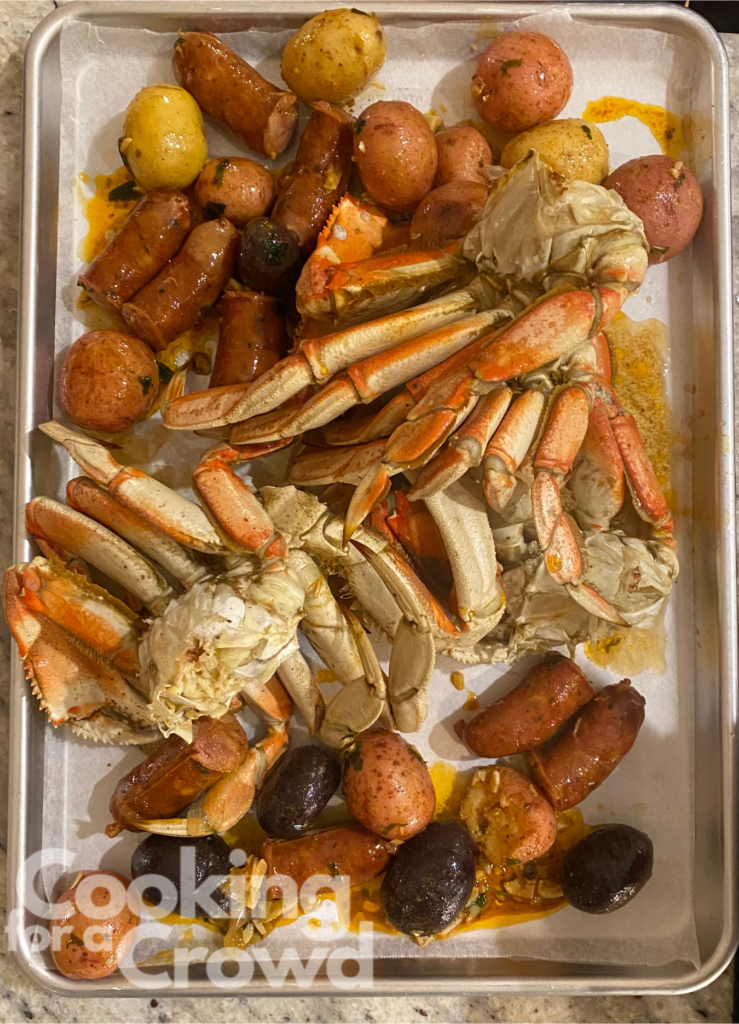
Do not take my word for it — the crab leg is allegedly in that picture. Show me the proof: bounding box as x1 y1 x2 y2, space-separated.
26 498 174 615
609 412 675 548
66 477 208 588
165 289 479 431
3 570 155 744
39 421 227 554
192 446 287 561
288 548 368 687
259 484 402 640
298 242 465 323
276 650 325 736
482 390 547 513
342 286 630 540
531 385 627 624
141 723 291 837
421 478 506 646
569 399 625 530
230 309 507 445
319 604 388 747
6 556 141 677
408 387 513 500
289 439 388 488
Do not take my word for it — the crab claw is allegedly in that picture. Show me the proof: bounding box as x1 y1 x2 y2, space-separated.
343 463 393 545
4 567 155 744
140 727 290 837
319 604 386 749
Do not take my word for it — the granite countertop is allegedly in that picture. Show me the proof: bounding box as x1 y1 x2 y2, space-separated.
0 4 735 1022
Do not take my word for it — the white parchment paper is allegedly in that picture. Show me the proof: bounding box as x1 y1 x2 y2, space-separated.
38 7 705 971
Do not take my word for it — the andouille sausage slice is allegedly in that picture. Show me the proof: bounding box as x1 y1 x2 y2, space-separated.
463 653 595 758
78 190 191 313
272 101 355 252
122 218 239 349
106 714 247 836
261 825 392 896
173 31 298 160
529 679 645 811
210 290 288 388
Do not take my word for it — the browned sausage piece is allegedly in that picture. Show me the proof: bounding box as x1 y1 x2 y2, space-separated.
272 101 355 252
122 218 239 350
528 679 645 811
463 653 595 758
210 290 288 388
261 825 392 897
78 190 192 313
173 32 298 160
106 714 247 836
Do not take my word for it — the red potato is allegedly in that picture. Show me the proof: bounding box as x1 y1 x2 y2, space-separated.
50 871 139 979
434 125 493 186
472 31 573 133
210 290 288 389
261 824 392 896
529 680 646 810
460 765 557 868
173 31 298 160
604 155 703 264
409 181 488 249
121 218 240 350
78 190 191 314
107 714 247 837
353 101 437 214
194 157 275 227
58 331 159 434
342 728 436 840
462 653 596 758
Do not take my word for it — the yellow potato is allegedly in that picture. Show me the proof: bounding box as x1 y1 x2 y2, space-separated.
501 118 609 184
120 84 207 191
281 8 387 104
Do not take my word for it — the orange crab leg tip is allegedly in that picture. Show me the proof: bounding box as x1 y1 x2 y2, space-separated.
343 465 392 546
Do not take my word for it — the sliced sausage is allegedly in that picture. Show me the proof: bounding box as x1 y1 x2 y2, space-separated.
272 101 355 252
529 680 646 811
122 218 239 349
210 290 288 388
173 31 298 160
261 824 392 896
78 190 191 313
106 714 247 836
463 653 595 758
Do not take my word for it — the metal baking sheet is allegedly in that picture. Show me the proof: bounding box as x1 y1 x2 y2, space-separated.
9 0 736 996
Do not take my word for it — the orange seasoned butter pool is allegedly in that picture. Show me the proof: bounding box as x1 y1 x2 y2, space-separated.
582 97 683 159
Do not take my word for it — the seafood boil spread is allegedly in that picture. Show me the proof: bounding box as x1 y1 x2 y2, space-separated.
6 10 705 980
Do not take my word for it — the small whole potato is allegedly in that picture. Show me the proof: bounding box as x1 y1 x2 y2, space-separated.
435 125 493 186
472 31 573 133
354 101 437 213
120 84 208 191
410 181 488 249
50 871 140 980
194 157 275 227
604 155 703 263
58 330 159 433
342 728 435 840
461 765 557 868
281 8 387 104
501 118 609 184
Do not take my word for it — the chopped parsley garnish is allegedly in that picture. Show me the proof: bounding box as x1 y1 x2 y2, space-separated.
353 118 367 134
108 179 138 203
138 375 153 395
214 159 229 187
581 124 592 140
205 200 227 219
498 58 523 76
260 237 289 266
156 362 174 386
472 892 487 908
